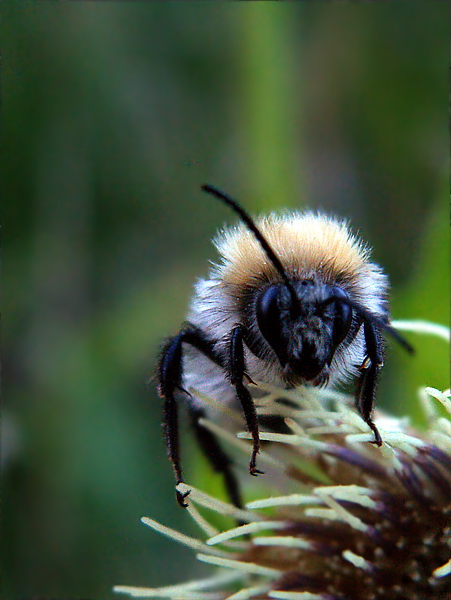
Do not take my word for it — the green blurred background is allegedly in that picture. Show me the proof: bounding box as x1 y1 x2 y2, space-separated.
3 2 449 599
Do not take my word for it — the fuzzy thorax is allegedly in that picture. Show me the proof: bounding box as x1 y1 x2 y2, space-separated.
212 211 387 313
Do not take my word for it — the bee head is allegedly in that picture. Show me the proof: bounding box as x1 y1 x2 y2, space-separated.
256 280 353 384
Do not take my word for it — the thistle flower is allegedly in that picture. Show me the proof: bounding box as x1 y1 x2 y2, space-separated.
115 322 450 600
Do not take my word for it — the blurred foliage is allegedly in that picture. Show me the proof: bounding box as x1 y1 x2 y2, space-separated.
2 2 448 600
390 188 450 425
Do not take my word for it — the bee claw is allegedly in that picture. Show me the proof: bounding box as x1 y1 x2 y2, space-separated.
176 385 192 397
369 437 383 447
243 373 258 386
367 422 383 447
176 488 190 507
358 357 371 371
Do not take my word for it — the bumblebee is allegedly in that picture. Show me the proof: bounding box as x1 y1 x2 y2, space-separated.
158 185 413 507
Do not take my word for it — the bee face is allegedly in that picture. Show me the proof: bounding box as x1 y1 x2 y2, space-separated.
255 279 353 387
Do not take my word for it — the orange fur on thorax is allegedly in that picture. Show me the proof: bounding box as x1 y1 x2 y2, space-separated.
213 212 371 290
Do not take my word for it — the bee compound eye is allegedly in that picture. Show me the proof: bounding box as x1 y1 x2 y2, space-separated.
330 286 353 346
256 285 286 362
257 284 280 331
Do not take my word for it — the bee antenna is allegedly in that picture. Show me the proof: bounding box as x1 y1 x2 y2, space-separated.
202 184 299 307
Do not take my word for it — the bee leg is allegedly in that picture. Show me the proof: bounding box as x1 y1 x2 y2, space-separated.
229 325 264 476
188 405 243 509
356 320 384 447
158 325 223 507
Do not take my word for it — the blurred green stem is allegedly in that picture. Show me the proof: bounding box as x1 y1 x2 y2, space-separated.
238 3 300 210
